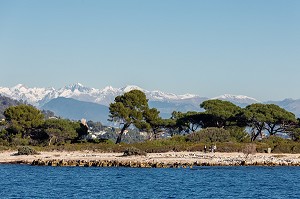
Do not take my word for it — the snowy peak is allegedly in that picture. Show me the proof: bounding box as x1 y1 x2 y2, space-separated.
102 86 118 93
12 84 27 90
212 94 260 105
62 83 91 92
121 85 144 93
149 90 179 100
0 84 54 106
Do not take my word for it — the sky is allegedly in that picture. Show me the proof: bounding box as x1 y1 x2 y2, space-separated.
0 0 300 101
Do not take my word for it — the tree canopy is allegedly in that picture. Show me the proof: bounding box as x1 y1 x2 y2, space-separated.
40 119 79 145
200 99 242 128
4 105 44 138
109 90 150 144
242 103 297 141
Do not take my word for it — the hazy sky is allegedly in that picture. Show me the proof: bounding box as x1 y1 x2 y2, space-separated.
0 0 299 101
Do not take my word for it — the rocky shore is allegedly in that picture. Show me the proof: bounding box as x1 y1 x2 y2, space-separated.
1 151 300 167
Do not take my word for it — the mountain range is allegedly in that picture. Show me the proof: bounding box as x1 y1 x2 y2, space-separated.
0 83 260 107
0 83 299 124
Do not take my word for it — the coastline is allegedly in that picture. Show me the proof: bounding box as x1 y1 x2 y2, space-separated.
1 151 300 167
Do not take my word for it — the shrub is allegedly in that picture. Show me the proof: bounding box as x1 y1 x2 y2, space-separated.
123 147 147 156
289 128 300 141
213 142 244 152
227 127 250 142
10 137 30 146
242 143 256 157
264 136 288 145
187 127 231 143
169 135 187 142
16 146 39 155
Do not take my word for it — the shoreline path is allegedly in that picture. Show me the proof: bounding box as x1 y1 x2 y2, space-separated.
1 151 300 167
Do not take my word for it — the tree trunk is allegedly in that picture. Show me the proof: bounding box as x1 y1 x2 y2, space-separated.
115 124 129 144
251 124 264 141
251 132 260 142
48 136 56 146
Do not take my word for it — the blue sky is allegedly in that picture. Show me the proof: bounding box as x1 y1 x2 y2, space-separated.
0 0 299 101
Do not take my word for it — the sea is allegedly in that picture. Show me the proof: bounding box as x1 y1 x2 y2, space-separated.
0 165 299 199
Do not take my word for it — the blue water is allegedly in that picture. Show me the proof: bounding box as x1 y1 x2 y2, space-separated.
0 165 299 199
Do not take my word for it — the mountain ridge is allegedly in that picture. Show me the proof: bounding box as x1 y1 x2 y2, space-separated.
1 83 300 121
41 97 109 123
0 83 260 107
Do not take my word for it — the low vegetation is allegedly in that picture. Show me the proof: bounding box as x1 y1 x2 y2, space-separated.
123 147 147 156
16 146 39 155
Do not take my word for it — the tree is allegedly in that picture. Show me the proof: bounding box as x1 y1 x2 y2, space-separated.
0 95 21 120
76 119 89 140
4 105 44 139
289 118 300 141
87 120 103 132
41 110 55 119
39 119 78 145
200 99 242 128
172 111 202 134
161 118 177 136
242 103 297 141
109 90 149 144
143 108 164 139
171 111 189 134
187 127 232 143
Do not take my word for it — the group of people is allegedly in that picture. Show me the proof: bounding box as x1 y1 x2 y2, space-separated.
204 144 217 153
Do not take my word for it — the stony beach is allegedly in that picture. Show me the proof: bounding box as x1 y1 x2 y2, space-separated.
1 151 300 167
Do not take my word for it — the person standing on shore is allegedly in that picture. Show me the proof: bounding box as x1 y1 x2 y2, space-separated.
213 144 217 153
204 145 207 153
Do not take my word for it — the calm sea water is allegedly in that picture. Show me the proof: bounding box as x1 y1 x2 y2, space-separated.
0 165 299 199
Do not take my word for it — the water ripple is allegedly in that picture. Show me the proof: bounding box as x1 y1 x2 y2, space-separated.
0 165 299 198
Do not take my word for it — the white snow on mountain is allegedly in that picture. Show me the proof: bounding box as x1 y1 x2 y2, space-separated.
0 84 55 106
121 85 144 93
212 94 261 105
0 83 260 107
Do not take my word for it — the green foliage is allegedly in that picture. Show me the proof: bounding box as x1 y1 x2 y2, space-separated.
171 111 203 134
200 99 242 128
87 121 103 132
226 126 250 142
4 105 44 138
123 147 147 156
109 90 150 144
161 118 178 136
109 90 149 124
170 135 188 142
0 95 21 120
187 127 232 143
289 128 300 141
242 103 297 141
41 110 55 119
132 137 189 153
289 119 300 141
12 138 30 146
16 146 39 155
40 119 79 145
142 108 165 139
259 136 300 153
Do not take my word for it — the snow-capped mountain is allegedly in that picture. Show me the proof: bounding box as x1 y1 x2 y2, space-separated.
0 84 56 106
0 83 211 107
212 94 261 107
2 83 300 122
